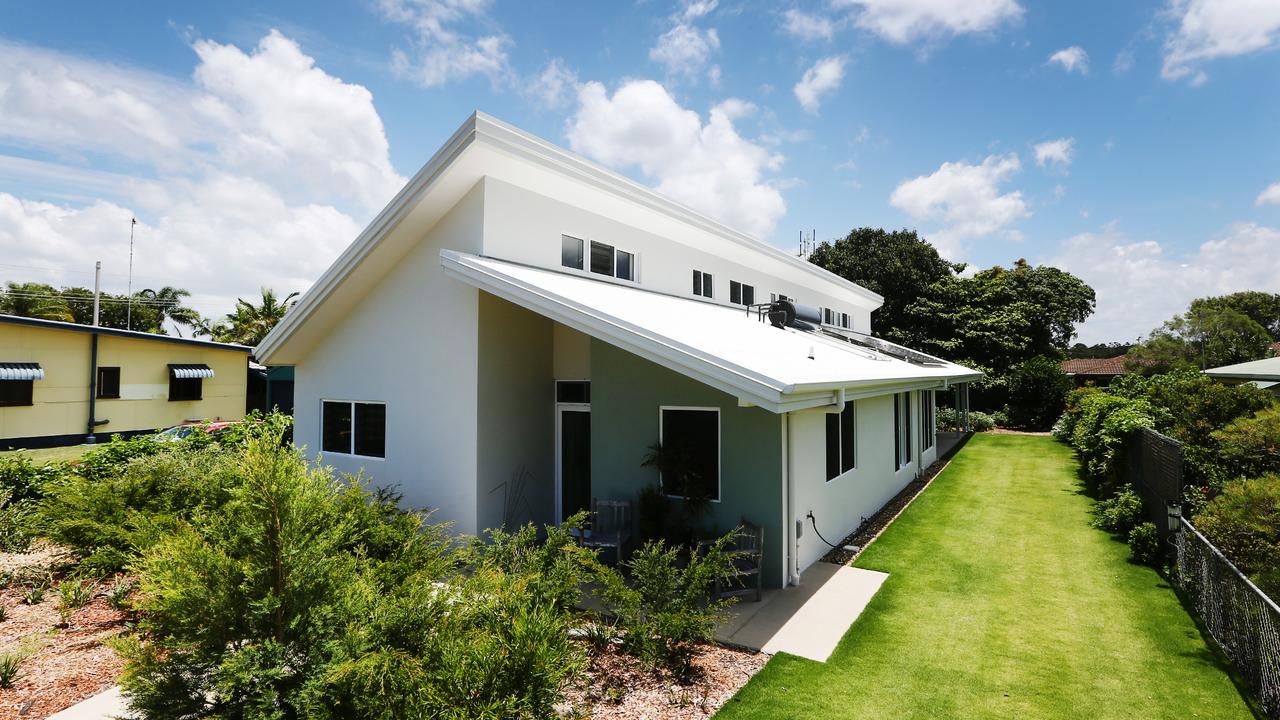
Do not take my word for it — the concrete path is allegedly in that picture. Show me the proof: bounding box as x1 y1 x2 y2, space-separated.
46 686 126 720
716 562 887 662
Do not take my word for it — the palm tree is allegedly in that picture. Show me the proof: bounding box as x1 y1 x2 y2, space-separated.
222 288 299 346
0 282 73 321
138 286 202 335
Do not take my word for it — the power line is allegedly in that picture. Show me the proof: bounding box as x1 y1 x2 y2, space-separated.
0 290 199 308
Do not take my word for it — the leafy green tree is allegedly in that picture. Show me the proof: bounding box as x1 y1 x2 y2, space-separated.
1211 406 1280 482
1191 291 1280 340
201 288 299 346
1006 356 1074 430
1195 475 1280 598
137 286 203 335
0 282 73 321
1128 300 1275 372
807 228 962 346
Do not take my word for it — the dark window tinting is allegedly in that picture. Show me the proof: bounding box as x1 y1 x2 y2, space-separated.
97 367 120 399
693 270 713 298
168 377 202 401
730 280 742 305
660 408 719 501
556 380 591 404
322 401 352 454
0 380 33 407
354 403 386 457
616 250 635 281
825 401 856 480
742 284 755 306
561 235 584 270
590 240 615 276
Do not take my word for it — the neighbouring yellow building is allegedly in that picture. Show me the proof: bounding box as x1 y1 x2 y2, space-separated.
0 314 251 448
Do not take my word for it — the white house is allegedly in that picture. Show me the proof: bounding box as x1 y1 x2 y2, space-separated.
256 112 980 587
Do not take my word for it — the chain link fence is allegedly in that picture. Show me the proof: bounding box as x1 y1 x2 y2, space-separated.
1176 518 1280 717
1122 427 1280 717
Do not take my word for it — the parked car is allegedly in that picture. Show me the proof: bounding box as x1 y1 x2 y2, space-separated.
153 421 243 442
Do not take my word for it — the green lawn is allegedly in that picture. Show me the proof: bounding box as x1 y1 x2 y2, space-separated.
0 443 95 464
717 433 1255 720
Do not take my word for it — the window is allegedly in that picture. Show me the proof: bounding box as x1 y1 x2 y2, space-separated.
823 308 835 325
0 380 32 407
322 400 386 458
840 312 851 329
894 392 912 470
556 380 590 404
692 270 713 298
659 407 719 501
590 240 615 276
96 367 120 399
561 235 584 270
169 377 202 401
616 250 635 281
825 401 856 480
921 391 935 451
729 281 755 306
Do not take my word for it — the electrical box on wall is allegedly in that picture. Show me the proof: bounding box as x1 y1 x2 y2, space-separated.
795 518 804 538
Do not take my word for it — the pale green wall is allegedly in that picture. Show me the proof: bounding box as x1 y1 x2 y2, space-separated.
589 339 785 587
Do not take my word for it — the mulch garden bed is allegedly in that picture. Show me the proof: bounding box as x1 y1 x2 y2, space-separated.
820 438 966 566
560 641 766 719
0 543 132 720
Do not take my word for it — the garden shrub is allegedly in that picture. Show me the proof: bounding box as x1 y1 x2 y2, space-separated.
1006 356 1073 430
1195 475 1280 598
1067 392 1162 495
0 455 62 503
597 532 739 675
967 411 996 432
471 511 599 611
0 489 34 553
119 432 584 720
1091 489 1144 536
1211 405 1280 483
1128 522 1161 565
936 406 958 431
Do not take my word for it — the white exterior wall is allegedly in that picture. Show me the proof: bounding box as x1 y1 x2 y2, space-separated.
294 182 485 534
789 390 934 574
480 178 874 334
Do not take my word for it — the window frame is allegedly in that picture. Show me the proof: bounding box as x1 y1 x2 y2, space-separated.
589 239 616 277
729 280 755 306
168 376 203 402
921 390 936 451
894 392 913 470
658 405 721 502
320 399 387 459
561 234 584 271
692 270 713 298
96 366 121 399
0 380 33 407
825 400 857 481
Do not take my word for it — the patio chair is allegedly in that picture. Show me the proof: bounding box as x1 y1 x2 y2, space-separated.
710 520 764 603
581 498 632 565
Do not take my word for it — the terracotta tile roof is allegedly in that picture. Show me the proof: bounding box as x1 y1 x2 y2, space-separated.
1061 356 1131 376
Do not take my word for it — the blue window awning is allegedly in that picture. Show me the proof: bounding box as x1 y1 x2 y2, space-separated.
169 364 215 379
0 362 43 381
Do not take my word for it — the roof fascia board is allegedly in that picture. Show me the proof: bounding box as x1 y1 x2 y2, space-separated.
256 114 481 361
0 314 251 352
471 112 884 307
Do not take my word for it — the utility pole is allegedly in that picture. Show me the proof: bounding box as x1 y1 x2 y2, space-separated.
126 217 137 331
92 261 101 326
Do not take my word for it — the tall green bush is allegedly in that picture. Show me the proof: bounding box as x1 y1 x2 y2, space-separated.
1195 475 1280 598
1006 356 1073 430
1211 405 1280 483
1067 392 1162 494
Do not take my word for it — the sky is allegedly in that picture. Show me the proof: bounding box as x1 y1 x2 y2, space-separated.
1 0 1279 345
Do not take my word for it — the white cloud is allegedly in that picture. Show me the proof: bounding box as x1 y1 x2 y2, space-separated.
889 153 1028 257
1033 137 1075 169
782 9 836 41
1048 46 1088 73
1257 182 1280 206
794 56 847 114
527 58 578 109
379 0 510 87
1162 0 1280 84
567 79 786 238
650 23 721 76
680 0 718 21
833 0 1023 44
1046 222 1280 343
0 33 403 322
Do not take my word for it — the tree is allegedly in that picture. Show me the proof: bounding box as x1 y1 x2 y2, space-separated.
1006 356 1074 430
1128 303 1272 372
213 288 300 346
807 228 963 346
0 282 73 321
1191 291 1280 340
138 286 202 335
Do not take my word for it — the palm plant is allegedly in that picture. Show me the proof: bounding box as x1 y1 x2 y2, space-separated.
0 282 73 321
221 288 299 346
138 286 202 335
